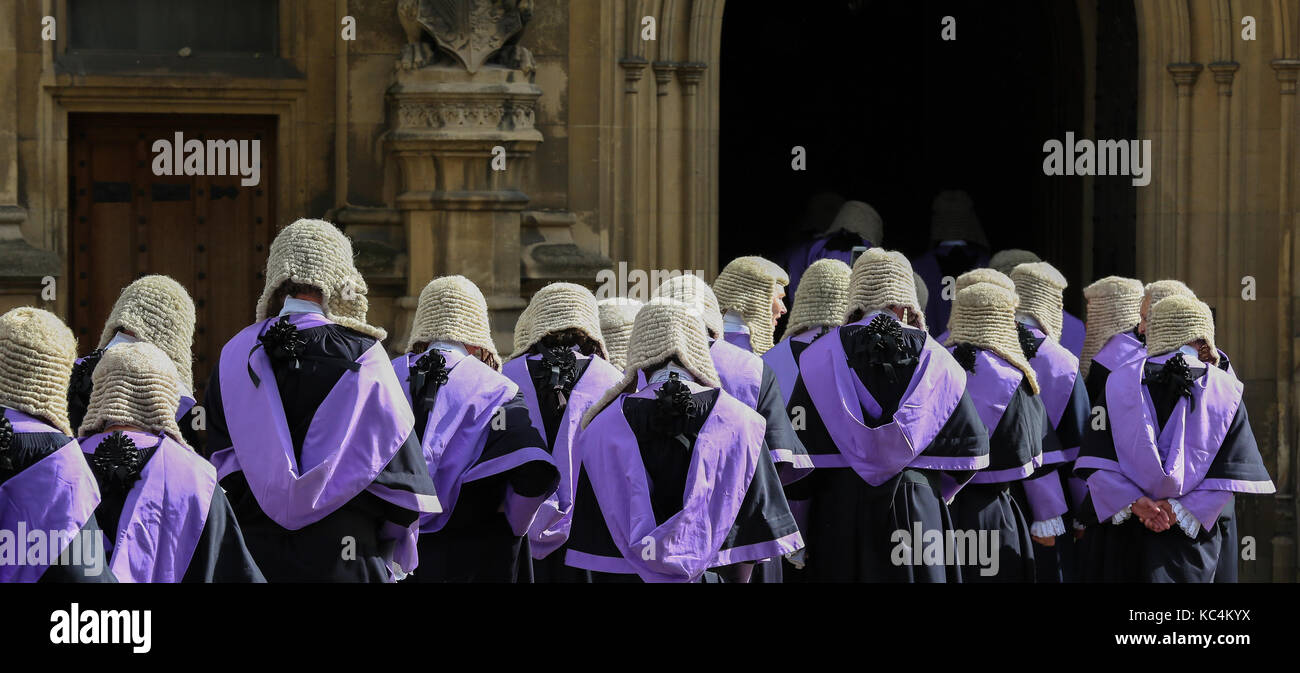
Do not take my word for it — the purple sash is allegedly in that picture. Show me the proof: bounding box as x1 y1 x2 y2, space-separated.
799 322 987 500
1083 352 1273 499
0 410 99 583
1061 311 1085 357
393 350 551 535
710 338 764 408
762 330 817 406
502 352 624 559
81 431 215 583
1024 324 1080 464
210 314 439 573
956 348 1038 483
723 329 753 352
1092 331 1145 373
567 383 776 582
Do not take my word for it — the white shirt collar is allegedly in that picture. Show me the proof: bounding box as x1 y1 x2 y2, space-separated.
423 340 469 358
105 331 140 349
1177 344 1201 359
647 362 696 384
722 310 749 333
279 297 326 316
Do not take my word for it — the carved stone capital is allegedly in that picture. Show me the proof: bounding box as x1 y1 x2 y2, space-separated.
651 61 677 97
1272 58 1300 95
677 62 707 96
1167 62 1203 96
397 0 533 75
1207 61 1239 96
619 57 648 94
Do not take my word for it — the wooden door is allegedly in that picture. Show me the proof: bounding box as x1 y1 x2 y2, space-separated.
68 113 276 412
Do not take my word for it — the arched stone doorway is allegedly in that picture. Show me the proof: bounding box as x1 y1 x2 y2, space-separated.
716 0 1138 314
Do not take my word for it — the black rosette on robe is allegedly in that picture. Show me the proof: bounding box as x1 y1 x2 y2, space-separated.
1016 322 1043 360
652 372 702 449
88 431 149 541
952 343 978 373
410 349 451 407
533 345 580 412
249 315 307 386
0 416 13 472
1143 354 1197 411
853 314 917 383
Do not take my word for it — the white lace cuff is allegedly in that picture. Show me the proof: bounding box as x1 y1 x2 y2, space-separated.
1111 505 1133 525
1168 498 1201 538
1030 517 1066 538
784 548 807 570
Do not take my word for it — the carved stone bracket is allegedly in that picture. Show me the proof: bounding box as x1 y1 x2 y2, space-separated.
677 62 706 96
619 57 648 94
1207 61 1239 96
651 62 677 97
1272 59 1300 95
1167 62 1203 95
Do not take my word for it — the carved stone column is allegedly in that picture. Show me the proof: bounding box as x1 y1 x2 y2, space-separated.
386 0 542 350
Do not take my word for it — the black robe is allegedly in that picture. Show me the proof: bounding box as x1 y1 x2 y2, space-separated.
783 326 989 582
2 426 116 583
404 367 558 583
205 322 437 582
1075 361 1266 583
566 388 799 583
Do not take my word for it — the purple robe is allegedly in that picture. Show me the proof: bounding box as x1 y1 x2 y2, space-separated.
782 237 859 308
392 350 554 536
761 329 819 406
81 431 215 583
712 338 813 483
1092 331 1145 374
208 313 440 574
1060 311 1085 357
565 381 803 582
723 329 753 352
1019 325 1083 522
951 347 1042 483
710 338 763 408
502 351 624 559
799 320 989 502
0 410 100 583
1077 352 1274 528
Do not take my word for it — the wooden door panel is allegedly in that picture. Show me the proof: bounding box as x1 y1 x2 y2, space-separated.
68 113 277 438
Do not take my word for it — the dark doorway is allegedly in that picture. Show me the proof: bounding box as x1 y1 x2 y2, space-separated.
719 0 1136 313
68 113 277 425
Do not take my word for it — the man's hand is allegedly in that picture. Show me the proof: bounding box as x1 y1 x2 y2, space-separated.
1133 496 1171 532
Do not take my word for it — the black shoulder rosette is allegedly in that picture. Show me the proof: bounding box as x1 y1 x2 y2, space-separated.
952 343 979 373
249 316 308 385
0 416 13 471
652 373 702 449
88 431 147 495
69 348 105 399
851 314 917 383
534 345 579 409
1017 322 1043 360
411 349 450 406
1143 354 1197 411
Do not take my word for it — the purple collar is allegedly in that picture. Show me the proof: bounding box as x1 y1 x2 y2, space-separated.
81 431 215 583
710 338 763 408
0 409 99 583
572 386 769 582
502 352 625 558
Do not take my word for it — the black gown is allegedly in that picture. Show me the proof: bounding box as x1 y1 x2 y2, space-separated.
2 423 116 583
205 322 437 582
1075 361 1266 582
566 388 799 583
782 326 989 582
404 365 559 583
